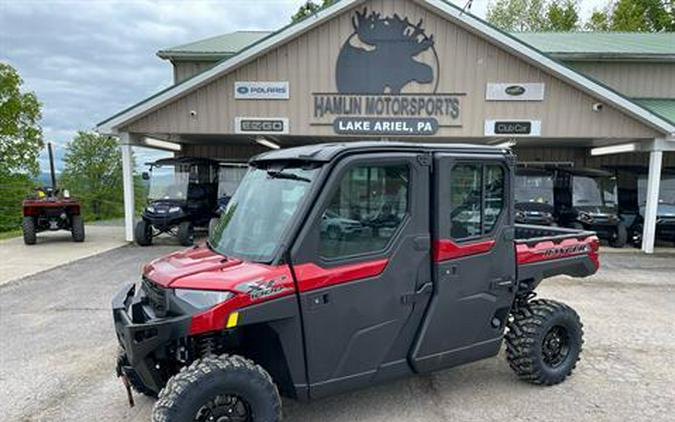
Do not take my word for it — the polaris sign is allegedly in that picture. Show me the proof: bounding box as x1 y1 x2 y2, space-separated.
234 82 289 100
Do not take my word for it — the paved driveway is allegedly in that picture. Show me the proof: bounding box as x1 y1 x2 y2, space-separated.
1 246 673 422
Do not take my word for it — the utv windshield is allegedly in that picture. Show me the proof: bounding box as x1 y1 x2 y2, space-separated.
572 175 617 208
515 174 554 204
637 175 675 206
209 164 320 262
148 166 190 200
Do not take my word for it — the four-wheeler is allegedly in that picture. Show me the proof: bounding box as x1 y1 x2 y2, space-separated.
113 142 600 422
514 166 556 226
135 157 219 246
608 165 675 247
22 143 85 245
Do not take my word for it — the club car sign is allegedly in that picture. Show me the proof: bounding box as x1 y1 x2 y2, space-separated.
312 9 463 136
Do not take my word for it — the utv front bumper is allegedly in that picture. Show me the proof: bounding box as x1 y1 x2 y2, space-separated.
112 283 191 394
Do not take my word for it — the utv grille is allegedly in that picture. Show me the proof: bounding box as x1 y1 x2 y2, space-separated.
142 277 168 317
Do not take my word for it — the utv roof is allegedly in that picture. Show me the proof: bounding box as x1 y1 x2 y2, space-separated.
555 167 614 178
602 165 675 176
251 141 510 164
148 157 221 166
515 166 554 177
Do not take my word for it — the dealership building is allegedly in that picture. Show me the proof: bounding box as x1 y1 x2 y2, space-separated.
97 0 675 253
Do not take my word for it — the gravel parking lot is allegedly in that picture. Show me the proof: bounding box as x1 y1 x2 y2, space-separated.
1 246 673 422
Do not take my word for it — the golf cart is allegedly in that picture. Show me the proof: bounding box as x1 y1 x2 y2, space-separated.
22 143 85 245
553 167 627 247
208 163 248 235
608 165 675 247
135 157 219 246
514 166 555 225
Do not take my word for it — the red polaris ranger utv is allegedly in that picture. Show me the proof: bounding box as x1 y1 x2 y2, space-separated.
113 143 599 422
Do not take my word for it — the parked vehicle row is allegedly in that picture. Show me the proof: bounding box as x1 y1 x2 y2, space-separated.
515 164 675 248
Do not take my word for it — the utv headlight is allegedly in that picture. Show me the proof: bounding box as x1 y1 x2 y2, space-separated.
146 206 156 213
174 289 234 310
169 206 182 213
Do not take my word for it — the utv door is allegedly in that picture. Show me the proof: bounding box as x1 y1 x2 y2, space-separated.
290 153 431 398
411 154 516 373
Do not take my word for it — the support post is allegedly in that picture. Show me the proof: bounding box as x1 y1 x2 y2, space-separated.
642 149 663 254
120 133 135 242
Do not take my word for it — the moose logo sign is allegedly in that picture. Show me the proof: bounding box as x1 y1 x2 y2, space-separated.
312 8 463 136
336 9 438 94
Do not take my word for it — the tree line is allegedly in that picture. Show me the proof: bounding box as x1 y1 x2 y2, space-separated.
0 62 139 233
292 0 674 31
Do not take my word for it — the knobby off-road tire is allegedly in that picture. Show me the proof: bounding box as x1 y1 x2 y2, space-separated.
71 215 85 242
22 216 36 245
177 221 194 246
135 220 152 246
116 348 157 398
506 299 583 386
152 354 281 422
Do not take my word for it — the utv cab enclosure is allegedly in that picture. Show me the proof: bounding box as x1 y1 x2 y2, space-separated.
514 166 556 226
113 142 599 422
136 157 219 246
552 167 626 247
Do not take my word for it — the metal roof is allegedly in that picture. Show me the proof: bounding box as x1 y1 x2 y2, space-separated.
251 141 509 163
158 30 675 61
632 99 675 125
514 32 675 60
157 31 271 60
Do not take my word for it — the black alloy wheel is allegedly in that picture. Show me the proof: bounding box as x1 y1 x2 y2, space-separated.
194 394 252 422
541 325 571 368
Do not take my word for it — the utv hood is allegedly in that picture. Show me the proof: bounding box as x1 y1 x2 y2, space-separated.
143 245 290 292
575 205 618 216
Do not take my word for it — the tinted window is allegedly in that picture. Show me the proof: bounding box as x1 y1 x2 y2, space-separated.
450 164 482 238
450 163 506 240
319 164 409 259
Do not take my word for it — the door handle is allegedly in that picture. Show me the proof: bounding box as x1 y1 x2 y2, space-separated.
401 282 433 305
490 278 514 290
307 293 330 310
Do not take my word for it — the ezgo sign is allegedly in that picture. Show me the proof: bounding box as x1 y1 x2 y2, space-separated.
235 82 289 100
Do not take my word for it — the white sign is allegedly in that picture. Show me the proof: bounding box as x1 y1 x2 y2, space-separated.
235 117 289 135
484 120 542 137
234 82 289 100
486 83 545 101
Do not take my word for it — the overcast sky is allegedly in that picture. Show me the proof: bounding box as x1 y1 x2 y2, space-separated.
0 0 605 171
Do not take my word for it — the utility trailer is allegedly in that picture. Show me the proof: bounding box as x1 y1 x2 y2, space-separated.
112 142 599 422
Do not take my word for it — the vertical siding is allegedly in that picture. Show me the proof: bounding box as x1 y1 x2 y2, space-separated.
567 61 675 98
173 61 218 83
123 0 660 140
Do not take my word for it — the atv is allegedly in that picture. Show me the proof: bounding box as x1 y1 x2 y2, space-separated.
21 143 85 245
135 157 219 246
114 142 599 422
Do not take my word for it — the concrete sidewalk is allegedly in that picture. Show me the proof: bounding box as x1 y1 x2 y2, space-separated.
0 225 128 286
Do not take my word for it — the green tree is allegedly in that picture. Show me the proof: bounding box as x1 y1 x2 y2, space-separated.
291 0 336 22
544 0 580 30
487 0 548 31
586 0 674 31
0 63 44 232
59 131 126 221
0 63 43 176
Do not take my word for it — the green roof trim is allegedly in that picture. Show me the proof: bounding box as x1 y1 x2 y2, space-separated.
633 99 675 125
159 30 675 60
157 31 271 60
513 32 675 59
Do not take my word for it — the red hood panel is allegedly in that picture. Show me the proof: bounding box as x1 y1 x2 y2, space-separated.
144 245 288 292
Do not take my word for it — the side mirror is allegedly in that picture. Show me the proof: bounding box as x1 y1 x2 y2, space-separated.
142 172 150 180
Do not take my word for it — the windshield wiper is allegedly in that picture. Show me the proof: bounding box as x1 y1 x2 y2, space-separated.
267 170 311 183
